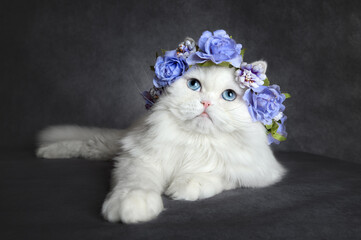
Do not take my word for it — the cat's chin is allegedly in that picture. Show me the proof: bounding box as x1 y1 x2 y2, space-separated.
190 114 214 134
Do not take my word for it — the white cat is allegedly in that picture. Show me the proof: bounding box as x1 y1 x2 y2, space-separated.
37 63 286 224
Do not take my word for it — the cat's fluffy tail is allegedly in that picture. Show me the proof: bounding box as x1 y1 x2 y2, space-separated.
36 125 124 160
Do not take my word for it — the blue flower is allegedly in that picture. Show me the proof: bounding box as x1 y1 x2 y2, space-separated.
243 85 286 125
235 63 267 89
187 30 243 67
268 116 288 145
153 56 188 88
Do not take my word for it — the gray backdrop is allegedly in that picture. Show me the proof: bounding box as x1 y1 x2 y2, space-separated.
1 0 361 163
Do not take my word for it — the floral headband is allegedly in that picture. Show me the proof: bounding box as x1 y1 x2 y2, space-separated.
142 30 290 145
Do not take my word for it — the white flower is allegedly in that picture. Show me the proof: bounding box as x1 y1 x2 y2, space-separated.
273 112 284 121
176 37 196 58
252 64 264 73
235 67 265 89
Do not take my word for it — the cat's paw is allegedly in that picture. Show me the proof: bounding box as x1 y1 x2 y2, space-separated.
102 189 163 224
166 175 224 201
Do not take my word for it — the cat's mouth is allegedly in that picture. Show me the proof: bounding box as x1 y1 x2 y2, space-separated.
198 111 213 122
200 112 210 118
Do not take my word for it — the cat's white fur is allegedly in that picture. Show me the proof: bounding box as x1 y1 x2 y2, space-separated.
37 64 286 224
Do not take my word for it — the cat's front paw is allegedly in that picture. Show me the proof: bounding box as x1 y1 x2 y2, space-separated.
166 175 224 201
102 189 163 224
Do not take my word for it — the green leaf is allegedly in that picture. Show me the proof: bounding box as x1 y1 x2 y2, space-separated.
197 61 231 68
271 132 287 141
283 93 291 99
161 49 166 55
265 120 287 142
155 52 159 58
218 62 231 67
265 124 273 130
230 35 233 39
265 120 279 134
269 121 279 134
197 61 216 67
150 66 155 71
241 49 245 59
263 78 270 86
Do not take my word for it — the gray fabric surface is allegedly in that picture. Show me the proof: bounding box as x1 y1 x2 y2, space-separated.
1 0 361 163
1 151 361 240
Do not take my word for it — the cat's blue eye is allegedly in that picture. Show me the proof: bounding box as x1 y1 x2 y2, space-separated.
222 89 237 101
187 78 201 91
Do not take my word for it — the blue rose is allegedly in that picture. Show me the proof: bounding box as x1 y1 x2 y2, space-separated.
187 30 243 67
153 56 188 88
243 85 286 125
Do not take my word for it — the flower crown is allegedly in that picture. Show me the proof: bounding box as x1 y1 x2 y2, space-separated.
142 30 290 145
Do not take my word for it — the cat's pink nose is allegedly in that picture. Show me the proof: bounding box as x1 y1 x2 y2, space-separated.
201 100 212 110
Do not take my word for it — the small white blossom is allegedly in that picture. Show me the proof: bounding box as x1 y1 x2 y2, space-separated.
252 64 264 73
273 112 284 121
235 68 265 89
176 37 196 58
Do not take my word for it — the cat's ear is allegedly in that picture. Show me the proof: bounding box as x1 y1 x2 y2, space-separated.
251 61 267 74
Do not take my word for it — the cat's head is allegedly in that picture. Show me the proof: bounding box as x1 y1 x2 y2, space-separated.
154 62 267 134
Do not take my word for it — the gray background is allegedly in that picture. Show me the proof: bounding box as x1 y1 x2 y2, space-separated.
1 0 361 162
